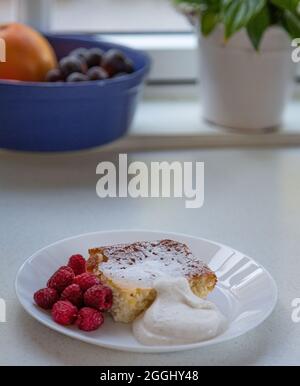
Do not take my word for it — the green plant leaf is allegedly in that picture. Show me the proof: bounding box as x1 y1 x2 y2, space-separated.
201 10 220 35
223 0 266 39
282 9 300 38
173 0 207 7
270 0 300 14
173 0 221 12
174 0 300 49
247 4 271 49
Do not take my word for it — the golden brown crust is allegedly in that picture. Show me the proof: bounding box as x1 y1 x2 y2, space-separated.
88 239 215 280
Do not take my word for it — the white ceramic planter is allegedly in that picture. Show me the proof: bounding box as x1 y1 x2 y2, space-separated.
198 27 294 131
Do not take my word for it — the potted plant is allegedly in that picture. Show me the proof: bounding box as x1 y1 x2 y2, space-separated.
174 0 300 131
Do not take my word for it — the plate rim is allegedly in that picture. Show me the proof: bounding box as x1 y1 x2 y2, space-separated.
15 229 278 353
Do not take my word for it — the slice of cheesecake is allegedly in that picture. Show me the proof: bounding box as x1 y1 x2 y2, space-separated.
87 239 217 323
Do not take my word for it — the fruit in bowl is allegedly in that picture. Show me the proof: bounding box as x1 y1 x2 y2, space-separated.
0 22 134 84
0 33 150 152
45 47 135 83
0 23 57 82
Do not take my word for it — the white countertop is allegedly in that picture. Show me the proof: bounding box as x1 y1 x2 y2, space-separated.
0 145 300 366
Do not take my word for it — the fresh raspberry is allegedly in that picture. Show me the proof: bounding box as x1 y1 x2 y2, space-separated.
34 288 59 310
52 300 78 326
61 284 83 307
84 284 113 311
47 266 75 293
68 254 86 276
76 307 104 331
74 273 100 292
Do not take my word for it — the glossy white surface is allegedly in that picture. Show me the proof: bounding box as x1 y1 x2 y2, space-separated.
0 148 300 364
15 230 277 353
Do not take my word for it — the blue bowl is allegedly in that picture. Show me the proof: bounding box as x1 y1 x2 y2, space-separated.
0 34 150 152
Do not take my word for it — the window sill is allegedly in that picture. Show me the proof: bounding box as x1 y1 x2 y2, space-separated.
102 97 300 152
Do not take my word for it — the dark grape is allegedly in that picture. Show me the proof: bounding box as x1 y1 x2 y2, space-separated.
48 47 134 83
66 72 89 82
85 48 104 68
124 59 134 74
70 47 89 62
59 56 87 77
87 66 108 81
45 68 64 82
102 49 131 77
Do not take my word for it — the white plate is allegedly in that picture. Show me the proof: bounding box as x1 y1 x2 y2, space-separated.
15 230 277 353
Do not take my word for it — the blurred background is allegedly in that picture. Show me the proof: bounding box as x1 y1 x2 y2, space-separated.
0 0 198 87
0 0 191 32
0 0 300 146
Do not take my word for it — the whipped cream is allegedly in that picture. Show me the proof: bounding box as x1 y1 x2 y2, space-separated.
132 277 227 346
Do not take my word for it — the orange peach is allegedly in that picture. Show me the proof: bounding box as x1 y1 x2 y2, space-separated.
0 22 57 82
